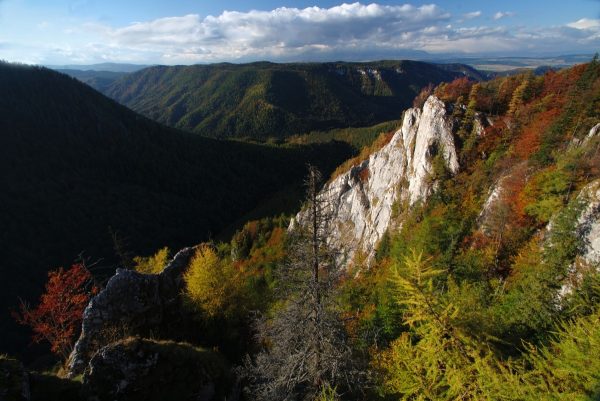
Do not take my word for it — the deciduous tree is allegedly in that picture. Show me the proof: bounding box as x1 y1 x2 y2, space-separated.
14 263 97 361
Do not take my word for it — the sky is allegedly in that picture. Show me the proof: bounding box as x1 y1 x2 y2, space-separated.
0 0 599 65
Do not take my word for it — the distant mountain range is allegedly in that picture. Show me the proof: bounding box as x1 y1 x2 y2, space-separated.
53 56 595 141
46 62 152 73
0 62 353 357
96 60 483 140
55 69 128 92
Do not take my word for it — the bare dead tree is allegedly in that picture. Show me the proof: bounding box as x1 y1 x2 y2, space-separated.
243 166 366 401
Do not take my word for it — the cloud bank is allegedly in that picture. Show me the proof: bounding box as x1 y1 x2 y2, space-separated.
16 2 600 64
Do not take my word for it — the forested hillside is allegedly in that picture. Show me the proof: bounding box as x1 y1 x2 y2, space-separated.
4 58 600 401
202 59 600 400
0 62 353 357
93 58 598 400
102 60 482 140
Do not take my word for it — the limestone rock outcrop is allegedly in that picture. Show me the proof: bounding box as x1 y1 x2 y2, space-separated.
574 179 600 265
571 122 600 148
67 247 196 377
477 161 529 236
552 178 600 296
83 337 235 401
292 96 459 264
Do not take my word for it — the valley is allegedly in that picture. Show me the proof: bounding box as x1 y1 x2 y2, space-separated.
2 53 600 401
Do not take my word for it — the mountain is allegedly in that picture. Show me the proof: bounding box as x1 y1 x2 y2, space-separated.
56 69 127 92
46 63 151 73
311 60 600 269
4 59 600 400
0 62 353 357
101 60 482 140
59 60 600 400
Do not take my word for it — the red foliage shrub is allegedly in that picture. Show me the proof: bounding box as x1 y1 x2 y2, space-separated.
502 162 530 225
435 77 473 103
540 65 586 107
14 263 97 359
413 83 434 108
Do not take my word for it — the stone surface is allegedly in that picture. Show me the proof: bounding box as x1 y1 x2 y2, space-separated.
293 95 459 264
83 337 234 401
67 247 196 377
574 179 600 265
0 356 30 401
553 179 600 297
570 122 600 148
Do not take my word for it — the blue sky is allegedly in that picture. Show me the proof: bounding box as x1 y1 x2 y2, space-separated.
1 0 599 65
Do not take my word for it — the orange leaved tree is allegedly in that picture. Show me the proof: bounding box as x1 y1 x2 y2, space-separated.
14 263 98 361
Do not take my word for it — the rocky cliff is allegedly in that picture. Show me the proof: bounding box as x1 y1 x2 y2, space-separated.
67 247 196 377
559 178 600 294
293 95 459 264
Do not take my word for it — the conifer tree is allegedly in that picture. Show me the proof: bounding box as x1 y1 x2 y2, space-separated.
243 166 364 401
375 251 525 401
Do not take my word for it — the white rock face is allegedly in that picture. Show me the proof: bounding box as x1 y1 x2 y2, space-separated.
292 96 458 265
554 179 600 297
561 124 600 267
575 179 600 265
570 122 600 148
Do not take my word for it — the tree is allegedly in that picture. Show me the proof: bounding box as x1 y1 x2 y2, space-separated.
183 244 243 318
375 251 524 401
243 166 364 401
133 246 170 274
14 263 98 361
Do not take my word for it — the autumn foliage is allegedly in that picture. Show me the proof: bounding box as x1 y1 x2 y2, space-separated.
435 76 473 103
14 264 97 360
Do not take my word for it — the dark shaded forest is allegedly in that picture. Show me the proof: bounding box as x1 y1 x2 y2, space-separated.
0 62 353 357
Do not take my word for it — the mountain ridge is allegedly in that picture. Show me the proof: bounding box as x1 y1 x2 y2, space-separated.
101 60 484 140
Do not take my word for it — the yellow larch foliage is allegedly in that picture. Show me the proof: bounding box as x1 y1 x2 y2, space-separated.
133 247 170 274
184 244 239 318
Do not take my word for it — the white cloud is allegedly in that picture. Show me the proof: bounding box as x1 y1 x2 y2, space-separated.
463 11 482 20
493 11 516 20
567 18 600 30
92 3 451 62
15 2 600 64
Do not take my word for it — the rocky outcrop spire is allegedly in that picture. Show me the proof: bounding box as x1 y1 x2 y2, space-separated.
293 96 459 265
67 247 196 377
